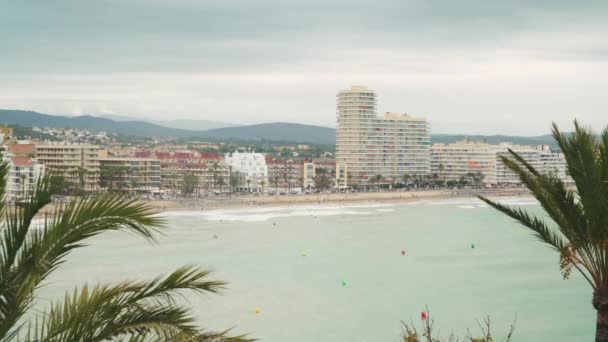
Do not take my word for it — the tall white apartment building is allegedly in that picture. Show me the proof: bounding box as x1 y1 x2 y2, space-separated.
336 86 430 185
224 151 268 192
430 141 569 185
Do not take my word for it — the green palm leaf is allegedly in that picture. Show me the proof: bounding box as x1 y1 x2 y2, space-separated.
0 164 254 341
481 121 608 341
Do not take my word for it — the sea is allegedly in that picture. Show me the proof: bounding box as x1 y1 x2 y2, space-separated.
37 197 593 341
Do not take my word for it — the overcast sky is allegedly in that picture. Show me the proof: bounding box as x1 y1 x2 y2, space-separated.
1 0 606 135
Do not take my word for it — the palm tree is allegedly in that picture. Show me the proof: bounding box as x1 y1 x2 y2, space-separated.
480 121 608 342
272 175 280 194
401 173 410 187
438 163 446 186
372 174 383 190
283 164 294 194
217 175 226 195
229 171 240 194
0 163 252 341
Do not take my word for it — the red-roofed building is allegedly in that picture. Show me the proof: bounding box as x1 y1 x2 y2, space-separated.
7 144 36 157
199 152 221 160
10 156 33 167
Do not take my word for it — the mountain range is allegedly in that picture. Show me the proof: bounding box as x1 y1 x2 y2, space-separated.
0 109 558 147
99 114 238 131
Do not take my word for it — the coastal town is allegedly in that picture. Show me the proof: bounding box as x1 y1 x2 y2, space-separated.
0 86 570 206
2 0 606 340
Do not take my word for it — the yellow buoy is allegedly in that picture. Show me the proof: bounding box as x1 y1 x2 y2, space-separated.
255 307 261 314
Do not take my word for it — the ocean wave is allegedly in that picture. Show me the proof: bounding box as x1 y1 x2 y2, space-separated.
458 205 476 209
202 209 372 222
159 202 395 222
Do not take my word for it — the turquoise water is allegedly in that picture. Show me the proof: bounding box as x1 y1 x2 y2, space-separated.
38 198 594 341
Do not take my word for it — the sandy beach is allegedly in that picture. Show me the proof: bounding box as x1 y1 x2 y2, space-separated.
135 188 532 213
33 188 532 216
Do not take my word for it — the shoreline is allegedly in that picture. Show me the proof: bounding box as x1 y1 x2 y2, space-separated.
135 188 533 213
34 188 533 216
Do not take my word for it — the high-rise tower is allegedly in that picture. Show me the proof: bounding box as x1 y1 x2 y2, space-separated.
336 86 430 186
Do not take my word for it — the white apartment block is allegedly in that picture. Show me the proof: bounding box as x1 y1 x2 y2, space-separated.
99 157 161 192
430 141 498 184
430 141 569 185
5 157 45 203
34 143 101 191
224 151 268 192
537 144 569 181
336 86 430 185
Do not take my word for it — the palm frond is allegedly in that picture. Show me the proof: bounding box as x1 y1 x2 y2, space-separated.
0 175 55 339
484 121 608 291
497 153 588 246
16 194 164 292
0 194 164 340
478 196 567 252
33 267 243 342
0 162 10 217
552 122 608 239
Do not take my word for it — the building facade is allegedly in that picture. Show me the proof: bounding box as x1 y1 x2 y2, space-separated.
224 151 268 192
155 151 230 196
5 156 45 203
336 86 430 186
34 143 101 191
99 157 161 192
430 141 570 185
160 159 230 195
266 158 305 193
430 141 498 184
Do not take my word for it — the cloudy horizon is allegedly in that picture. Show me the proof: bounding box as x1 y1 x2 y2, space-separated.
1 0 607 135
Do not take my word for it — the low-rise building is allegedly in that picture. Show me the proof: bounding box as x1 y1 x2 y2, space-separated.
430 141 569 186
7 143 36 158
99 157 161 192
5 156 45 203
430 141 499 185
224 151 268 193
157 152 230 195
266 158 304 192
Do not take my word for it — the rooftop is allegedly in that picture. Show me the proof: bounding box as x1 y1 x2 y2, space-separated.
10 157 33 167
7 144 35 155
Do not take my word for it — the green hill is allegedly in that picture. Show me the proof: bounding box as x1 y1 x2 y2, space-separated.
0 109 559 147
204 122 336 144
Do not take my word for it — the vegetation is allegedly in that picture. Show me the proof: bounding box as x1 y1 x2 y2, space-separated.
314 167 332 190
0 162 252 341
480 121 608 341
372 174 383 189
400 307 515 342
181 173 199 196
272 175 280 193
100 165 131 193
229 172 241 193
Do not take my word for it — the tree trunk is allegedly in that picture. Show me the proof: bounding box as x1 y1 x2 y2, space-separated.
594 292 608 341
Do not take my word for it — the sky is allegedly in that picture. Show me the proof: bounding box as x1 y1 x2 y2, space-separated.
1 0 607 135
